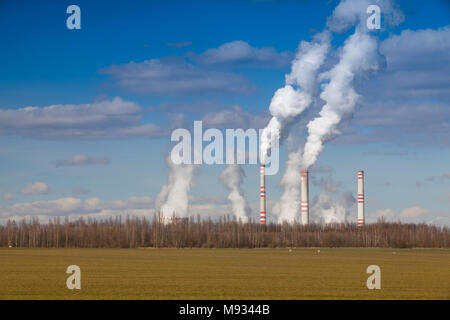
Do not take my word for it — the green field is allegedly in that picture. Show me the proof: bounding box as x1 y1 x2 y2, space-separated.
1 248 449 299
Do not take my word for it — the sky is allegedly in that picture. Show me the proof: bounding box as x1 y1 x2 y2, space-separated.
0 0 449 225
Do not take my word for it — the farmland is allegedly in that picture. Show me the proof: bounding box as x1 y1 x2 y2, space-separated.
1 248 449 299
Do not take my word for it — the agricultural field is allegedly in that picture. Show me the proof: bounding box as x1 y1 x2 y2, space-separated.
0 248 449 300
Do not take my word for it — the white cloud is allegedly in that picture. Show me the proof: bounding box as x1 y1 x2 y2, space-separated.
83 196 154 212
2 197 81 217
370 206 433 223
327 0 404 33
375 208 396 221
20 182 50 195
336 27 450 147
55 154 111 167
101 56 256 96
400 206 431 219
378 27 450 100
0 97 164 139
0 196 154 219
189 40 292 68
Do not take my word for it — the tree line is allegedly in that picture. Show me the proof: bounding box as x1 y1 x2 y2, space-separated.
0 215 449 248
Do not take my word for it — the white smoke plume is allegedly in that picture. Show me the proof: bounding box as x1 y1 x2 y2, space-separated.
302 0 402 169
273 146 303 223
219 164 249 222
259 32 330 163
327 0 404 33
312 191 355 224
260 33 329 223
302 28 383 169
155 156 196 219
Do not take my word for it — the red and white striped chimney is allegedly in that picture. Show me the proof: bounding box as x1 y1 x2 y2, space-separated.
260 164 266 224
357 170 365 226
301 170 309 225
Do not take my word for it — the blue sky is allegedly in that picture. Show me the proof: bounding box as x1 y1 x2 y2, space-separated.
0 0 449 225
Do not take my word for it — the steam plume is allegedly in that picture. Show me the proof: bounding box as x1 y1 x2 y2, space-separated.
302 0 402 169
261 33 329 223
302 28 383 169
273 146 303 223
312 191 355 224
219 164 249 222
156 156 196 218
260 33 330 163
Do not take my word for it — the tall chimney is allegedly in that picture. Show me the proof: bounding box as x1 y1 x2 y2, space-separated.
260 164 266 224
301 170 309 225
357 170 365 226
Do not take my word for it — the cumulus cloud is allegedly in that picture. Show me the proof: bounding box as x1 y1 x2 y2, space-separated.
0 97 164 139
55 154 111 167
20 182 49 195
189 40 292 68
400 206 431 219
0 196 154 219
3 198 81 217
83 197 154 212
102 41 292 96
372 206 433 223
101 56 256 96
374 208 396 222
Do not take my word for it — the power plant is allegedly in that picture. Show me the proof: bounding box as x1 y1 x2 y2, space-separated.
260 167 366 225
260 164 266 224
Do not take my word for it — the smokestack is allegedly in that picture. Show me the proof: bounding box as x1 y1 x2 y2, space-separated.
357 170 365 226
260 164 266 224
301 170 309 225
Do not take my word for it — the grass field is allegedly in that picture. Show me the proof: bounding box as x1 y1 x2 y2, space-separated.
1 248 449 299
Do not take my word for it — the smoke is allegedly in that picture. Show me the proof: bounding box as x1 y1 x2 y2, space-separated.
219 164 249 222
155 156 196 218
259 32 330 163
311 191 355 224
301 0 404 169
309 173 355 224
261 33 329 222
302 28 384 169
327 0 404 33
273 146 303 223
